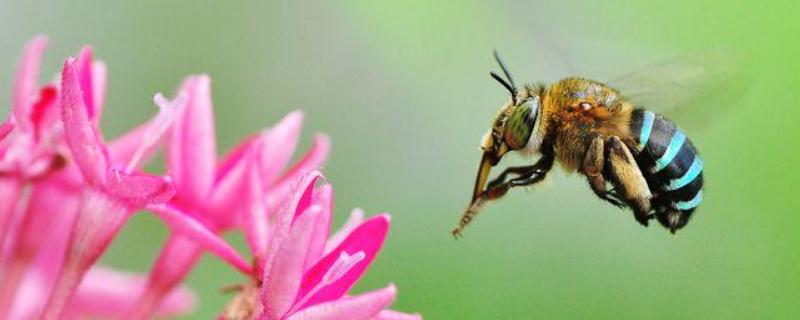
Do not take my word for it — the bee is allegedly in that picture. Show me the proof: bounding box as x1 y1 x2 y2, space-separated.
453 51 741 237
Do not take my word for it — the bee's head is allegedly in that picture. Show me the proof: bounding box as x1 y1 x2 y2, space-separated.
479 52 543 166
470 52 543 202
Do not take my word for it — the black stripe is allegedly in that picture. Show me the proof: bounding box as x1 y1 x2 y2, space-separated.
630 109 646 147
635 114 676 169
653 138 699 186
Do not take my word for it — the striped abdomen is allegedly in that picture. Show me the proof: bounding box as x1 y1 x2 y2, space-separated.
629 108 703 232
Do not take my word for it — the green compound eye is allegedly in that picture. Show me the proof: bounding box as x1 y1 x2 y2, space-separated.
504 97 539 150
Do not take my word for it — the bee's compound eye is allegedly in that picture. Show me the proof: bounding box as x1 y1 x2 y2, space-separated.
579 102 593 111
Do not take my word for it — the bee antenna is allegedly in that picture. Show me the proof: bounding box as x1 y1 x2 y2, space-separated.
492 50 518 103
491 72 516 99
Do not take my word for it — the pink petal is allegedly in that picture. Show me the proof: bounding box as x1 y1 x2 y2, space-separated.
0 182 78 314
146 204 251 274
324 208 365 255
168 75 217 205
304 184 333 270
60 59 108 186
368 310 423 320
90 61 107 124
127 235 203 320
215 133 257 181
260 206 322 320
0 115 15 141
244 143 270 260
263 135 330 216
70 266 195 319
12 36 48 131
260 170 322 255
258 111 303 185
75 47 95 118
278 133 331 185
208 145 251 229
285 284 397 320
258 171 322 316
41 190 130 320
297 214 390 310
106 169 175 208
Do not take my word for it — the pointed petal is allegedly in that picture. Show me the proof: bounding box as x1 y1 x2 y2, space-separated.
60 59 108 186
75 47 95 118
70 266 195 319
146 204 251 274
324 208 365 255
126 235 203 320
208 145 251 229
278 133 330 185
244 143 270 259
304 184 333 270
12 36 47 131
260 206 322 319
297 215 390 310
258 111 303 185
106 169 175 207
216 133 257 181
90 61 107 124
168 75 217 204
257 170 322 314
263 135 330 216
368 310 423 320
286 285 396 320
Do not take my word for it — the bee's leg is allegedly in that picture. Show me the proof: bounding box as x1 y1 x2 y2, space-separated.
487 164 544 189
452 152 555 237
605 136 653 226
582 136 626 208
483 152 555 200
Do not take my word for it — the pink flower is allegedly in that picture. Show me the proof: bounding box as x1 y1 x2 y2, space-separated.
128 75 330 320
220 171 421 320
1 36 421 320
39 55 259 320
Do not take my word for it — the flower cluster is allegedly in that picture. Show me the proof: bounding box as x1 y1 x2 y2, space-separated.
0 37 420 320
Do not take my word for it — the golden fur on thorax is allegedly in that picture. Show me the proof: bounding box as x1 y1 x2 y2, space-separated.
539 78 636 172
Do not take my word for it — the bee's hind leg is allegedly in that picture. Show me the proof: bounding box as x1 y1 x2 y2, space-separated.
605 136 654 226
583 136 627 209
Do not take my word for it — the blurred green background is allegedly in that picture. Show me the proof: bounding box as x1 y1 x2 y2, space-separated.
1 0 799 319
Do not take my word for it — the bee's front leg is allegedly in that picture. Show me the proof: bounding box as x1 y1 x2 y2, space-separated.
483 152 555 200
486 165 540 190
453 152 555 238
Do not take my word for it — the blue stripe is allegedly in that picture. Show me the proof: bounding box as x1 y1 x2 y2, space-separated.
666 157 703 191
674 191 703 210
638 111 655 148
652 130 686 173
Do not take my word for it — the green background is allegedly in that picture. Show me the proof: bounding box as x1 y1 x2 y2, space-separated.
1 1 799 319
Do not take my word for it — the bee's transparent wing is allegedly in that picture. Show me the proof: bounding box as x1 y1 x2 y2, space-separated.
608 49 748 131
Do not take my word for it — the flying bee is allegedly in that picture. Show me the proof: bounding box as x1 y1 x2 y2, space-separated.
453 51 742 237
